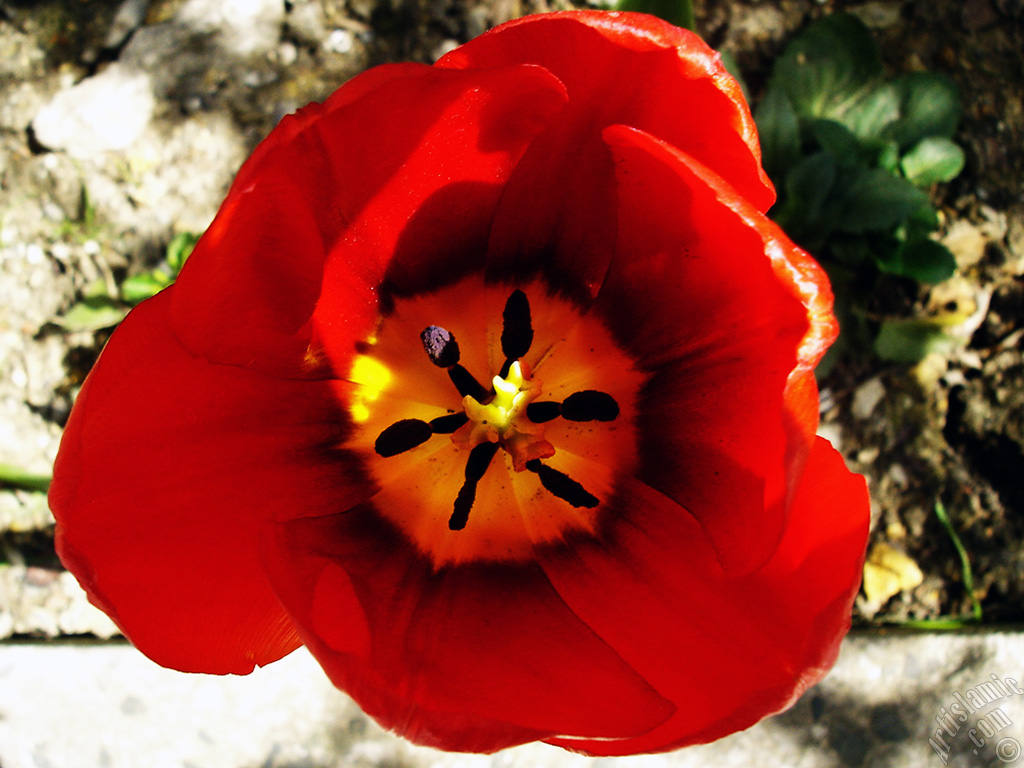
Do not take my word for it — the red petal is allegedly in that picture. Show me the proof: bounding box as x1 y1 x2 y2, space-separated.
50 289 368 673
597 125 826 572
262 508 674 752
438 12 772 296
540 438 869 755
439 11 771 210
170 62 567 377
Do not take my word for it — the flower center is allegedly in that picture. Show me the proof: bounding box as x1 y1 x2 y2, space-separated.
454 360 553 467
344 277 644 567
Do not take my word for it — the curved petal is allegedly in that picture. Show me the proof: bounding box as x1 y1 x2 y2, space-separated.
50 289 367 674
439 11 770 207
262 506 674 752
438 11 773 296
597 125 820 572
171 62 568 378
540 437 869 755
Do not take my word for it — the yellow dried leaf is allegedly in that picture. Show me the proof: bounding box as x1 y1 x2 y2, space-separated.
863 542 924 606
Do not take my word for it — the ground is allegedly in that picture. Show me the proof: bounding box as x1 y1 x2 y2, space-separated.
0 0 1021 637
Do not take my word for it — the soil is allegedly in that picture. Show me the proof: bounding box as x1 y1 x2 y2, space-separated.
0 0 1021 636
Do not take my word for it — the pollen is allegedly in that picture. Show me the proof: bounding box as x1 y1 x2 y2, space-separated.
348 354 392 424
453 361 555 470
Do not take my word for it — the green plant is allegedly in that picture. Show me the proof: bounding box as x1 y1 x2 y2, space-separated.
119 231 198 305
57 232 198 332
0 463 52 493
934 500 983 622
754 14 965 363
58 184 102 243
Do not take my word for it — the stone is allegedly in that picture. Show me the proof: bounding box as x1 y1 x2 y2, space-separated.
31 65 155 159
852 377 886 420
2 632 1024 767
176 0 285 55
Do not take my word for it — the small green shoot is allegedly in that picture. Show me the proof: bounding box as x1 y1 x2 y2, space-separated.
934 500 983 622
56 232 199 332
0 463 52 493
878 618 979 630
59 184 102 243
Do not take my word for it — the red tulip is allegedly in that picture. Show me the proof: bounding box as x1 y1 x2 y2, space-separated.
50 11 869 755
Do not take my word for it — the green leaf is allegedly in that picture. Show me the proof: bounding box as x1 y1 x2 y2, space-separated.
885 72 961 148
777 151 838 240
809 119 861 161
905 203 941 232
770 13 883 121
833 167 930 233
755 88 802 182
121 271 172 305
166 231 199 274
875 139 901 172
56 295 128 332
874 318 959 362
0 463 51 492
876 238 957 283
842 83 901 139
901 137 965 186
828 236 875 267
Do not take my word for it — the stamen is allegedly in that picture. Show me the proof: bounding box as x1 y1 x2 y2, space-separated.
421 326 460 368
526 391 619 423
525 401 561 423
500 289 533 378
450 442 500 530
376 413 471 457
384 289 618 536
375 419 433 457
429 413 469 434
448 365 490 402
561 390 620 422
419 324 489 401
525 459 599 509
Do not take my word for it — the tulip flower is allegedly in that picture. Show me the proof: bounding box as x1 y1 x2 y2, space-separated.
51 11 869 755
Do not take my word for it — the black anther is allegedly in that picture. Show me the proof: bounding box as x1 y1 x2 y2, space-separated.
525 459 599 509
421 326 461 368
526 401 562 423
429 412 469 434
375 419 433 457
500 289 533 378
561 390 620 422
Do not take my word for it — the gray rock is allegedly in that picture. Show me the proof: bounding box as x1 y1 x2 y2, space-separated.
2 632 1023 768
176 0 285 55
103 0 152 51
30 65 155 159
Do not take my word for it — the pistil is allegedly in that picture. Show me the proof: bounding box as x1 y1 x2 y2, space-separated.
452 360 555 470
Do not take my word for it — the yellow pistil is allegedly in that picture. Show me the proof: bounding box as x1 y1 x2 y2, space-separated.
453 360 554 471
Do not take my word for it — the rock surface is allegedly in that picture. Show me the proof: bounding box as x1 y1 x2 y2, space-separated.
2 631 1023 768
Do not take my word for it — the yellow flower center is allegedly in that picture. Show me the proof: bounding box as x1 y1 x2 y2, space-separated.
343 276 645 568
